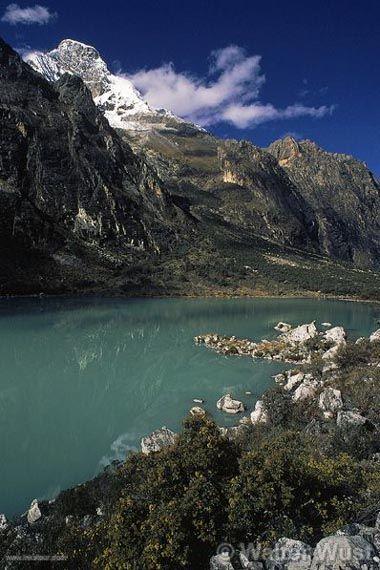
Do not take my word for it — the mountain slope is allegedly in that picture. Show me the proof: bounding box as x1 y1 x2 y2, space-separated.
0 37 189 293
2 36 380 298
268 136 380 267
25 39 380 270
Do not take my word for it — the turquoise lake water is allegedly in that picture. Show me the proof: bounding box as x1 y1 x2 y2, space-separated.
0 296 379 516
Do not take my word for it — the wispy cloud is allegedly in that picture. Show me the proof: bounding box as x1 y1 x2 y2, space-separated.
1 4 56 25
127 46 334 129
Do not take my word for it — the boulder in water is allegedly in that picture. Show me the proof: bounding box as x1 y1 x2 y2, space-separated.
190 406 206 418
217 394 244 414
280 322 318 344
275 322 292 333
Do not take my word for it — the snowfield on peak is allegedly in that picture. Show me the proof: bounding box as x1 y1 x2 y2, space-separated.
24 39 194 133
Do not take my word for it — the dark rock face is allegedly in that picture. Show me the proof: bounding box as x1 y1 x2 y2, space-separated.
0 38 185 293
268 137 380 267
215 140 317 248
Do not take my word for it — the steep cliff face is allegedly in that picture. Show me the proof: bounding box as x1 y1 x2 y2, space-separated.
213 140 317 248
0 38 187 292
268 137 380 266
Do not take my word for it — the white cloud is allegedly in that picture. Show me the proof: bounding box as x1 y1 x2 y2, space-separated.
222 102 334 129
1 4 56 25
127 46 333 129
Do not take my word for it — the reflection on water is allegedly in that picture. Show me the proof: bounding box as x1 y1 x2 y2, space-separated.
0 296 378 516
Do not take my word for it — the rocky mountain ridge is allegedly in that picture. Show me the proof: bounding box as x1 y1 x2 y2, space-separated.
23 39 380 269
1 35 380 296
25 39 200 134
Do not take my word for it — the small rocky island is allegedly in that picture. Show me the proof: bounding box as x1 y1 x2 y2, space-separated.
1 320 380 569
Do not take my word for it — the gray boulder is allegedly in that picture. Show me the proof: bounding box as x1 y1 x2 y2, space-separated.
284 371 305 391
293 375 320 402
250 400 269 424
219 424 249 440
267 537 314 570
324 327 346 346
336 523 378 547
319 388 343 418
311 535 378 570
210 553 236 569
141 426 176 454
280 322 318 344
27 499 41 525
322 345 340 361
337 411 367 429
190 406 206 417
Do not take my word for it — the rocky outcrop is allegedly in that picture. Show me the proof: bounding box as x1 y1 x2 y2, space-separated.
324 326 346 346
195 322 338 364
209 518 380 570
141 426 177 454
337 410 367 429
266 538 314 570
217 394 245 414
190 406 207 417
210 553 235 570
268 136 380 268
318 387 343 418
280 322 318 344
293 375 320 402
0 514 8 532
250 400 269 424
370 330 380 342
26 499 41 525
311 535 378 570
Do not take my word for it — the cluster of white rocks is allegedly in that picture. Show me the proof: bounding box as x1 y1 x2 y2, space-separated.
210 516 380 570
141 323 380 453
195 321 348 365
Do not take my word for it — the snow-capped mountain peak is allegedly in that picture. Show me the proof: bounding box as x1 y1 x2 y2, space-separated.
24 39 165 131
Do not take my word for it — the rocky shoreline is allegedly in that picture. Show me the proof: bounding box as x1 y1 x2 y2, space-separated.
1 319 380 568
138 320 380 569
141 321 378 452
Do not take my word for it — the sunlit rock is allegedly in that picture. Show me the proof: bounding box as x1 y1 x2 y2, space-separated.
141 426 176 454
217 394 245 414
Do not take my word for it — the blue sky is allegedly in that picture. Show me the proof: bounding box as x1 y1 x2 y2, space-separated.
1 0 379 174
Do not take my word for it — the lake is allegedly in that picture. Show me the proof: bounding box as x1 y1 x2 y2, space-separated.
0 296 379 516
